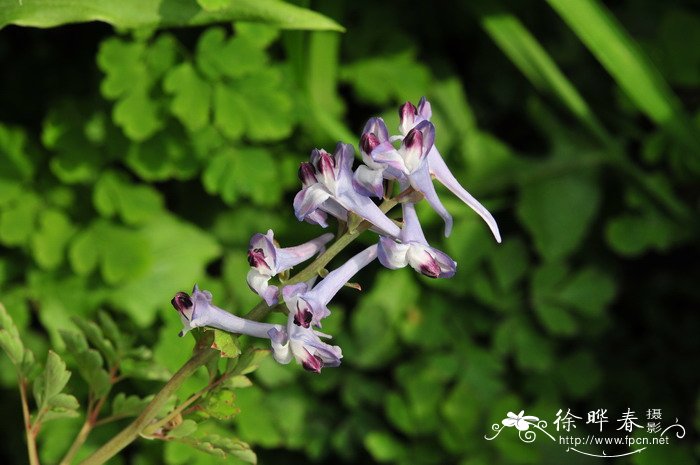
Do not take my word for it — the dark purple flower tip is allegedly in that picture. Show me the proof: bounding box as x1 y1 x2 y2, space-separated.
317 150 335 176
399 101 417 123
404 127 424 152
293 304 313 329
360 132 381 154
298 162 317 186
301 352 324 373
247 247 270 270
419 259 442 278
171 292 193 315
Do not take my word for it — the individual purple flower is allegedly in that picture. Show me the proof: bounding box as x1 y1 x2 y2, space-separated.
171 285 283 338
396 98 502 243
367 119 458 237
171 287 342 373
267 313 342 373
293 143 401 237
246 230 334 306
281 244 378 328
353 117 393 198
378 202 456 278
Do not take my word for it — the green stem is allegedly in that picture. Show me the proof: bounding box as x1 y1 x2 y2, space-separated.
78 348 217 465
20 378 40 465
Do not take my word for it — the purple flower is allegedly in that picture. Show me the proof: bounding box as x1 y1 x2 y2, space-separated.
378 202 456 278
171 287 342 373
353 118 393 198
396 98 501 242
246 230 334 306
171 285 283 338
267 313 342 373
281 244 378 328
293 143 401 237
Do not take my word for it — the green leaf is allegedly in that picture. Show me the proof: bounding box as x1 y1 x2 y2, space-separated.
71 317 118 366
489 238 529 290
195 27 270 80
546 0 700 149
341 51 431 105
213 71 295 141
164 63 212 132
60 330 112 397
211 330 241 359
93 171 164 225
33 351 73 410
203 147 283 206
364 431 405 462
558 267 616 317
31 209 76 270
169 419 199 438
0 0 344 31
605 212 678 256
517 174 600 261
112 88 163 141
229 348 269 376
202 389 240 420
0 301 33 372
109 214 221 327
111 393 154 418
0 192 41 246
471 1 610 143
185 434 256 463
125 128 199 181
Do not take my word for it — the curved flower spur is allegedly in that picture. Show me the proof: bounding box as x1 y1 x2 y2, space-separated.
172 96 501 373
362 97 502 242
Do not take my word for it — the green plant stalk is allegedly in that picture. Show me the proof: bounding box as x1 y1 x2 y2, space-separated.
78 348 217 465
20 378 40 465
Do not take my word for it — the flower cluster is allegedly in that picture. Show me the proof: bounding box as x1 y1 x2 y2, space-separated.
172 98 501 373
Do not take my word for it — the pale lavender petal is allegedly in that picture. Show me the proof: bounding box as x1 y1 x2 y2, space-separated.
268 327 292 364
319 197 349 222
377 236 410 270
417 96 432 120
306 244 378 306
371 144 408 177
353 165 385 198
406 245 456 278
400 202 428 244
408 163 453 237
334 142 355 180
428 147 501 243
173 289 281 338
293 184 331 221
275 233 334 272
338 192 401 237
282 282 308 302
362 117 389 143
246 269 277 305
247 230 276 272
303 208 329 228
399 101 417 135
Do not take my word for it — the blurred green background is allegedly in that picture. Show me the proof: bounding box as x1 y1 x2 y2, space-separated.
1 0 699 464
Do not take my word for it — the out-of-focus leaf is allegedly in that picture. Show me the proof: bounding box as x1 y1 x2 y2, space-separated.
0 302 35 374
364 431 405 462
472 1 610 143
203 147 284 206
60 330 111 397
547 0 700 149
169 419 199 439
229 348 269 376
195 26 270 80
0 0 344 32
0 192 41 246
164 63 212 132
111 393 154 418
184 434 256 463
109 214 220 327
340 51 430 105
93 171 164 225
606 212 678 256
517 174 600 261
31 209 76 270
